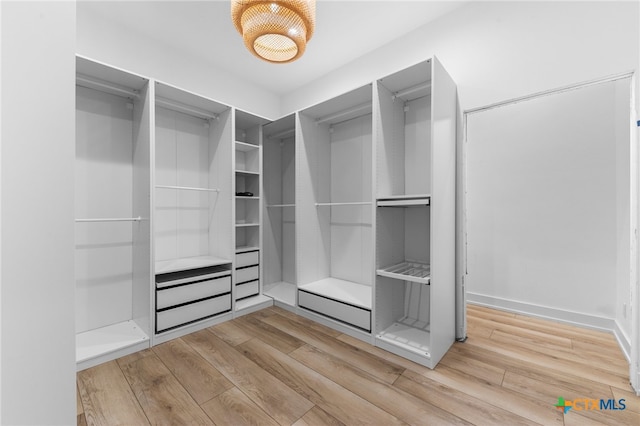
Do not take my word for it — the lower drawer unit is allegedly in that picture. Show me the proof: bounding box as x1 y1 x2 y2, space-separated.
236 265 259 284
236 279 259 300
157 275 231 310
298 290 371 332
156 294 231 333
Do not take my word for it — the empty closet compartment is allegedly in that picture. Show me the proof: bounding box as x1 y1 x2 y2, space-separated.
75 57 152 369
263 115 297 307
376 60 432 199
154 82 233 276
155 264 231 333
296 85 374 333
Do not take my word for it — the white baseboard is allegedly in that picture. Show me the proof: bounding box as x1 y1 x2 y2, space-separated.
613 320 632 363
466 292 615 332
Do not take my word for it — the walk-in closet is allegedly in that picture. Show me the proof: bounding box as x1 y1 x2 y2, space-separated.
153 83 233 342
263 115 297 308
374 59 457 367
75 57 152 369
296 85 375 335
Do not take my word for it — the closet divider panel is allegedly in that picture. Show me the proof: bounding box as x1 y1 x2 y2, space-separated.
428 57 457 365
210 108 234 263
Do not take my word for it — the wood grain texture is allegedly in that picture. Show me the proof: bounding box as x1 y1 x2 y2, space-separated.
200 387 279 426
152 338 234 404
77 306 639 426
119 353 213 425
182 329 313 425
77 361 149 426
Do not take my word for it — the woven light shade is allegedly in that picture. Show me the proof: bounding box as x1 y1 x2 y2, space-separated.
231 0 316 63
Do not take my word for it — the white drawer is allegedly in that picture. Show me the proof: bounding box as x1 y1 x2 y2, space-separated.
236 250 259 268
157 275 231 310
298 290 371 332
156 294 231 332
236 280 259 300
236 265 259 284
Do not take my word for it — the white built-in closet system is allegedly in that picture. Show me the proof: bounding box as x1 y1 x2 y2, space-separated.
74 55 456 370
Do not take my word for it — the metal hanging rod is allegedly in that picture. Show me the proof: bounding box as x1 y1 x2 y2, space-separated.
155 185 220 192
76 216 142 223
156 97 219 121
315 102 372 125
315 202 372 206
76 74 140 99
393 82 432 100
267 128 295 140
267 204 296 207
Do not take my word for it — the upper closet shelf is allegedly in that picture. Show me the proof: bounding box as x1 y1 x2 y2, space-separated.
316 201 371 206
377 195 430 207
377 261 431 284
156 255 231 275
156 185 220 192
235 141 260 151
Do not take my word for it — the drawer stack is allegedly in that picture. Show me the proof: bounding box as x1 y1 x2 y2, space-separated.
155 264 232 334
235 249 260 300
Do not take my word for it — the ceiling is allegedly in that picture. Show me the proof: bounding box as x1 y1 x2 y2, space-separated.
77 1 466 96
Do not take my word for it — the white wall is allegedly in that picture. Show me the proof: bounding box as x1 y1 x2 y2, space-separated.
1 1 76 424
282 1 639 114
76 4 280 120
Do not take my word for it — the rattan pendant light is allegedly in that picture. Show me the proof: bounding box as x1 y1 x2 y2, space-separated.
231 0 316 63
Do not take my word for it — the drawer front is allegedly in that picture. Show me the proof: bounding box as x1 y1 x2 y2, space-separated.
298 290 371 332
236 265 259 284
156 294 231 332
235 251 259 268
157 275 231 310
235 280 259 300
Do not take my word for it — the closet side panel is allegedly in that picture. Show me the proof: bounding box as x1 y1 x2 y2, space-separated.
330 114 373 285
282 137 297 284
210 108 233 261
75 87 134 332
429 57 457 363
132 83 152 334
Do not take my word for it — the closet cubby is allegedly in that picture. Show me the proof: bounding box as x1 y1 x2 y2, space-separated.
153 82 233 341
374 58 457 368
234 109 271 313
75 57 152 370
263 115 297 308
296 85 375 334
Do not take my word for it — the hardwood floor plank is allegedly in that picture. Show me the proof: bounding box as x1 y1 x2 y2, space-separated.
471 315 573 348
207 320 253 347
512 313 619 343
119 353 213 425
571 338 630 365
262 312 405 384
115 348 155 369
77 361 149 426
238 338 405 426
292 406 345 426
465 322 494 339
235 313 306 354
290 344 471 426
438 350 506 386
467 304 516 318
200 387 279 426
395 370 537 426
408 363 564 425
611 387 640 414
152 338 234 404
77 385 83 417
502 370 640 426
182 329 314 425
77 414 87 426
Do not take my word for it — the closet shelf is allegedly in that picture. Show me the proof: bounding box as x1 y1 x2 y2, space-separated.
236 196 260 200
76 216 141 223
155 185 220 192
315 201 371 207
236 170 260 176
298 278 372 309
235 141 260 151
235 222 259 227
267 204 295 208
76 320 149 364
377 318 431 358
377 195 430 207
155 256 232 275
377 261 431 284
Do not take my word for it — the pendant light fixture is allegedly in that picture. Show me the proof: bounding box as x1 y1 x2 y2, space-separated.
231 0 316 63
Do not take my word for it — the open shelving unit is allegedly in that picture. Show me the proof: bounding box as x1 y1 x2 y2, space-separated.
374 58 456 368
296 85 375 335
233 109 272 314
263 115 297 308
153 82 233 343
75 57 152 370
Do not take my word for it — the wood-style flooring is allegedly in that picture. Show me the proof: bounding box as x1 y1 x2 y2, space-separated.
77 305 640 425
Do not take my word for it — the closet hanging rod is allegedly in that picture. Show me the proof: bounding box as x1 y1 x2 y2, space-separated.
267 204 296 207
156 97 219 121
315 102 371 125
76 74 140 99
267 128 295 140
315 202 371 206
75 216 142 223
393 82 431 100
155 185 220 192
